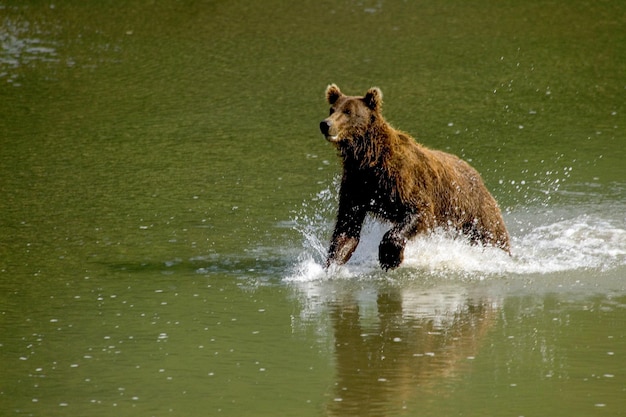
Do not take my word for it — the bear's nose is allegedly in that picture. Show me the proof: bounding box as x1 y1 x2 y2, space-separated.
320 120 331 135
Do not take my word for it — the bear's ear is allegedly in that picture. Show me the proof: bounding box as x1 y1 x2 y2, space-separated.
326 84 343 105
364 87 383 111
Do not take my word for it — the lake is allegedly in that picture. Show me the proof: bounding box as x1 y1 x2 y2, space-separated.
1 1 625 416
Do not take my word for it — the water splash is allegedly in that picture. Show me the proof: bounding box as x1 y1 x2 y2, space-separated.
285 185 626 282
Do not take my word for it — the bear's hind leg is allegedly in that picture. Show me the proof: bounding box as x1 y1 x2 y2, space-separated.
462 220 511 254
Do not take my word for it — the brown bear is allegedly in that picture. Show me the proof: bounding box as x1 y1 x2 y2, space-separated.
319 84 510 270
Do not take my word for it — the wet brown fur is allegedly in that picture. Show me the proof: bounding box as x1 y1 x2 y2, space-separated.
320 84 510 270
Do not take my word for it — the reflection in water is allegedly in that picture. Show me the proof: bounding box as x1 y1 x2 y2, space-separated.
300 284 499 416
290 278 626 417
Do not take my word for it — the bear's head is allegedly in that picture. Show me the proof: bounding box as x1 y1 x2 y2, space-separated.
319 84 383 145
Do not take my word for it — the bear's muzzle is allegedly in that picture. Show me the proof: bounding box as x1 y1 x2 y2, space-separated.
320 120 339 141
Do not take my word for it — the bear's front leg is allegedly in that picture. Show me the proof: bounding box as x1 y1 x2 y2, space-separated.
378 211 431 270
326 233 360 268
326 193 367 268
378 230 407 271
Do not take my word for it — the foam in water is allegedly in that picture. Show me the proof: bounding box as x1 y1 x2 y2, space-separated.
285 188 626 282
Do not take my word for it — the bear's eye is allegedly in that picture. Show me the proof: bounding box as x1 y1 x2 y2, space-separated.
343 108 351 116
329 108 335 115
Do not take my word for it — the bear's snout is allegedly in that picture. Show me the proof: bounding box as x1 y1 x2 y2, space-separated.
320 120 339 141
319 120 332 136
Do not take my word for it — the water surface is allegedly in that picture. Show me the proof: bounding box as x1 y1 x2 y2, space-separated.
1 1 625 416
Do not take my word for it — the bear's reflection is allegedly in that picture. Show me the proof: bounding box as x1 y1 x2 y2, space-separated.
324 287 497 417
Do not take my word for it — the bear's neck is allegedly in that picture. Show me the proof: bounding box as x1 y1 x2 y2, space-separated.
340 119 394 170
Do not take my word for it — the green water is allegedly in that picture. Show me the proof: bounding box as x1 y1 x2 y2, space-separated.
1 1 625 416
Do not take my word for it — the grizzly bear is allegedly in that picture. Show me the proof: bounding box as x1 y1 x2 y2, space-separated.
319 84 510 270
